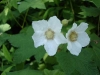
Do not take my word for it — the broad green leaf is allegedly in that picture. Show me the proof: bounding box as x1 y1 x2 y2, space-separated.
90 33 100 47
30 0 46 9
86 23 95 34
90 33 100 68
6 69 43 75
44 69 65 75
1 66 13 75
70 70 81 75
9 0 18 9
92 46 100 68
56 48 99 75
8 26 45 63
0 7 13 23
18 1 30 13
2 45 12 62
43 53 57 65
43 0 54 2
0 33 9 47
34 47 45 62
0 24 11 32
18 0 46 12
88 0 100 8
79 6 100 17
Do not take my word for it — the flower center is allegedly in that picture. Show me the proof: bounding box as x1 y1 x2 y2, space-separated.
45 29 54 40
69 31 78 42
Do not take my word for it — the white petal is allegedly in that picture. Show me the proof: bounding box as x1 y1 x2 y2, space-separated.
66 28 74 41
67 41 82 56
48 16 62 32
66 23 77 38
66 29 72 40
66 32 69 39
75 22 88 33
32 32 47 48
71 23 77 30
67 41 72 50
44 40 59 56
54 33 67 44
77 32 90 47
32 20 48 32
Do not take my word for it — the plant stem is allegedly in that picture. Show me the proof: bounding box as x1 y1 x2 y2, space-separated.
10 10 22 28
22 9 29 28
69 0 75 21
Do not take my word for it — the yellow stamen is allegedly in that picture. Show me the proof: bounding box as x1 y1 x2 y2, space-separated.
69 31 78 42
45 29 54 40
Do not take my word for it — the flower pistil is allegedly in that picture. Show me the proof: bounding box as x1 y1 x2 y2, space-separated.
69 31 78 42
45 29 54 40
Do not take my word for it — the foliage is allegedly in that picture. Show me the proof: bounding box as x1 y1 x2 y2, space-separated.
0 0 100 75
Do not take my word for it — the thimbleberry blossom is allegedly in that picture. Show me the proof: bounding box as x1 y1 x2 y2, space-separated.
32 16 67 56
66 22 90 56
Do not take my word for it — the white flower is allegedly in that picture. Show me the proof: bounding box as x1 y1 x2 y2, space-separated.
66 22 90 56
32 16 67 56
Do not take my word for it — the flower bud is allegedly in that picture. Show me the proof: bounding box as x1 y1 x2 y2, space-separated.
61 19 69 26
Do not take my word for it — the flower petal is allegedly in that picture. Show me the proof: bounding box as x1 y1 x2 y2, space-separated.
71 23 77 30
48 16 62 32
54 33 67 44
67 41 72 50
67 41 82 56
66 23 77 41
77 32 90 47
75 22 88 33
66 28 73 41
66 23 77 38
32 20 48 32
44 40 59 56
32 32 47 48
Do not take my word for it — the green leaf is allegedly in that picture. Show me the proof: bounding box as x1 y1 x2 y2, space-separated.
0 7 13 23
56 48 99 75
2 45 12 62
79 6 100 17
86 23 95 34
0 24 11 32
18 0 46 12
6 69 43 75
0 33 9 47
18 1 30 13
8 26 45 63
9 0 18 9
1 66 13 75
90 33 100 47
34 47 45 62
43 53 57 65
92 46 100 68
70 70 81 75
44 69 65 75
90 33 100 68
88 0 100 8
43 0 54 2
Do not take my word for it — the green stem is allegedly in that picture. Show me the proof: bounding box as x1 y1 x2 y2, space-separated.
22 9 29 28
69 0 75 21
10 10 22 28
7 0 22 28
